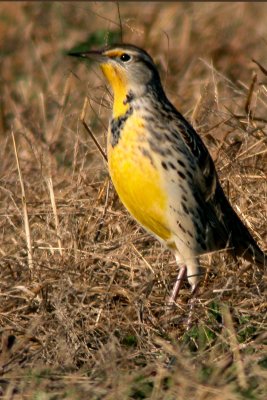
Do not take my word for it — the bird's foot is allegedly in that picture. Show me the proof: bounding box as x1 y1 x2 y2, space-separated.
166 265 187 307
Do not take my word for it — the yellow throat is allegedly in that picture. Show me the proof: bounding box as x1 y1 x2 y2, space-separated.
100 63 129 118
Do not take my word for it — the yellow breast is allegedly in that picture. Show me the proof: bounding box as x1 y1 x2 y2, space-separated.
107 114 171 241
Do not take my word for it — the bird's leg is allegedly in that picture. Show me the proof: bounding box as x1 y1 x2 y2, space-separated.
167 265 187 306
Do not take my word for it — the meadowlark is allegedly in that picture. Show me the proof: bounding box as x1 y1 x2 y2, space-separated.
69 44 266 304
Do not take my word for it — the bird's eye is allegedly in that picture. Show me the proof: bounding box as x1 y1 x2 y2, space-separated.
120 53 131 62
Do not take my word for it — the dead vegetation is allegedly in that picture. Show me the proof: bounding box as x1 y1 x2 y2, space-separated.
0 2 266 399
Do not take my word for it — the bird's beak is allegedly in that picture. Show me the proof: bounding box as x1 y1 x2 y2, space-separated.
67 50 108 63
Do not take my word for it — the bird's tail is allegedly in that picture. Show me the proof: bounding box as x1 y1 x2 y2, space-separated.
219 187 266 268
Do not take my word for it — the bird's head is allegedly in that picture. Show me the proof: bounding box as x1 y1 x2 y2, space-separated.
68 44 162 118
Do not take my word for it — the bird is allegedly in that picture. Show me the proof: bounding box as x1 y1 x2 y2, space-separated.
68 44 266 305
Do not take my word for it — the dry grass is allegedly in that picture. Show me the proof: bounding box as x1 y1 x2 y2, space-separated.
0 2 266 399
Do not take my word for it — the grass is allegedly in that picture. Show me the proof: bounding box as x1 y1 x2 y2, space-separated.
0 2 266 399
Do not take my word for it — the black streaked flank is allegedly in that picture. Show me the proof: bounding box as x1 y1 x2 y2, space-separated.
161 161 168 170
177 159 186 168
179 183 188 194
178 170 186 180
168 161 176 170
182 202 189 215
177 221 186 234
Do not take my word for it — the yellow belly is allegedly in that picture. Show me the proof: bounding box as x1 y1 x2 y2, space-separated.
108 117 171 241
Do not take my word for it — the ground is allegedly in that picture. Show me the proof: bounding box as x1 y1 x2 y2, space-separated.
0 2 266 399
